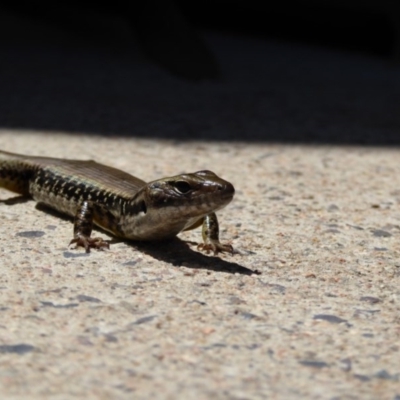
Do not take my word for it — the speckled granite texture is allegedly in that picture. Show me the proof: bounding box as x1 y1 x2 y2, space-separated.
0 17 399 400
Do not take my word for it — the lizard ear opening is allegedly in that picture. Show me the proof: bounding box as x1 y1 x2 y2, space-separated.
140 200 147 214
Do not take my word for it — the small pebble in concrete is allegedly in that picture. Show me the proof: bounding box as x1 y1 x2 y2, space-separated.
0 344 35 354
16 231 45 238
372 229 392 237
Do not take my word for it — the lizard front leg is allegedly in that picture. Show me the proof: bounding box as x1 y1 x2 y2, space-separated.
69 201 110 253
197 212 233 255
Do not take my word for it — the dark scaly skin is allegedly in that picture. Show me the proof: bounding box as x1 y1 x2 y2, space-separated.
0 150 235 254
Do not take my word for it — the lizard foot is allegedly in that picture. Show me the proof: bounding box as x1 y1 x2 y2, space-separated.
198 242 234 256
69 235 110 253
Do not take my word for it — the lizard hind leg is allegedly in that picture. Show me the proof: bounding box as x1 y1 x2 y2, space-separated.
69 201 110 253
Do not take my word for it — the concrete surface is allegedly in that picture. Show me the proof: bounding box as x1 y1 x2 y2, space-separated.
0 17 399 400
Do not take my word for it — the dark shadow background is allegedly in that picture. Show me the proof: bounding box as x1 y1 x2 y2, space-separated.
0 1 399 145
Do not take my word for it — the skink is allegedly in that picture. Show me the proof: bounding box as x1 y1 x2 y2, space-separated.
0 150 235 254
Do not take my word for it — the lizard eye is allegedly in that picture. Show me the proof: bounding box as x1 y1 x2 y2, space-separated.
172 181 192 194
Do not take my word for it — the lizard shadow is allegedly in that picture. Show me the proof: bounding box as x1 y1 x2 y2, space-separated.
0 195 31 205
33 202 259 275
123 237 260 276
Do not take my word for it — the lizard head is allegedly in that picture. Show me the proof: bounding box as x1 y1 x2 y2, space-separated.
146 170 235 215
122 170 235 240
